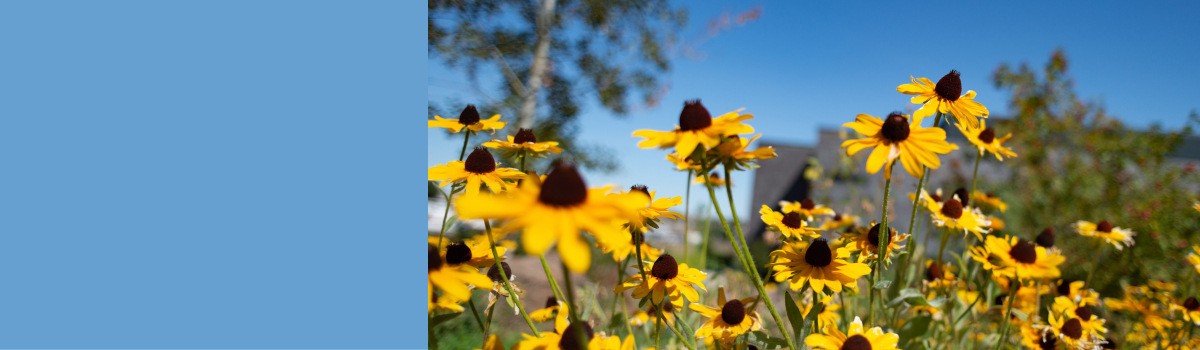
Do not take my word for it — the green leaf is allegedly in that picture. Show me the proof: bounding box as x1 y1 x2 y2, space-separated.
783 291 805 344
897 314 933 348
873 280 892 290
890 288 927 307
429 312 462 328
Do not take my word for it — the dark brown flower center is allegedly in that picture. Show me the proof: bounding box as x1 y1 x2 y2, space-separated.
1185 296 1200 311
630 184 650 197
841 334 872 350
1036 227 1056 248
1009 239 1038 264
879 112 910 142
977 128 996 143
934 70 962 101
428 244 442 271
929 193 943 202
558 322 594 350
1057 279 1075 296
661 302 675 312
458 104 481 125
720 299 746 325
781 212 804 229
487 262 513 282
545 297 559 309
650 254 679 280
1096 220 1114 233
678 99 713 131
940 199 964 219
867 223 893 247
445 242 473 265
1039 334 1057 350
1061 318 1083 339
804 238 833 267
1100 337 1116 349
538 162 588 207
832 213 843 221
1074 306 1094 320
463 147 497 174
993 293 1007 306
800 198 816 210
953 188 970 206
513 128 537 143
925 263 944 282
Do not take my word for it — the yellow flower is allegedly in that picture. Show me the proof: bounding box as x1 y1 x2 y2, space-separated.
666 152 702 172
528 297 560 323
429 289 469 313
595 229 662 263
805 316 899 350
1173 296 1200 326
480 334 505 350
839 222 908 262
1050 296 1108 335
428 104 506 134
896 70 990 128
1018 320 1056 350
515 303 630 350
633 100 754 157
819 212 859 231
428 147 526 197
919 190 990 240
1073 220 1136 250
780 198 836 221
759 205 821 240
622 185 683 232
1054 279 1100 307
694 172 725 187
841 112 958 179
482 128 563 155
428 233 513 269
1189 244 1200 275
455 163 646 272
713 134 777 170
768 238 872 294
971 191 1008 212
616 254 707 307
428 244 492 312
956 119 1016 160
921 259 956 289
1104 284 1175 333
1046 309 1106 350
690 288 762 346
628 302 677 327
797 293 842 331
969 235 1064 280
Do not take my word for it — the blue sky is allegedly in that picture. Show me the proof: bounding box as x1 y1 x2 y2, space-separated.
429 1 1200 214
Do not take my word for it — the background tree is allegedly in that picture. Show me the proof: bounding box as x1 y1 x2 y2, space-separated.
429 0 687 172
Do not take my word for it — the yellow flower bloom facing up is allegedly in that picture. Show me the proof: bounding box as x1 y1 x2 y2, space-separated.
969 235 1064 281
896 70 990 128
428 104 506 134
918 190 990 240
768 238 872 295
633 100 754 158
428 147 526 197
428 244 492 312
455 163 647 272
615 254 707 307
805 316 899 350
482 128 563 155
1189 244 1200 276
1073 219 1136 250
841 112 958 179
1050 296 1108 336
1046 309 1107 350
759 204 821 240
840 222 908 262
956 119 1017 160
622 186 683 232
689 288 762 346
971 191 1008 212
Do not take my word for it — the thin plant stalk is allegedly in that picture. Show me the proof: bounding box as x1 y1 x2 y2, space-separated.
467 297 486 336
539 255 566 305
684 169 692 264
560 261 580 322
482 219 539 333
970 149 982 195
898 113 944 287
656 300 696 350
437 131 473 250
698 203 713 269
993 276 1021 350
868 164 895 324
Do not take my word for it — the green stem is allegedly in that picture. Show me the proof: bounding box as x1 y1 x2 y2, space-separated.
722 165 797 350
482 219 539 333
539 255 566 304
610 257 629 331
467 296 486 336
970 150 982 195
937 228 953 266
458 130 472 160
657 298 696 350
437 188 457 250
699 204 713 270
1085 243 1106 286
484 299 497 337
993 277 1020 350
684 169 692 264
519 149 527 172
869 164 895 325
560 261 580 322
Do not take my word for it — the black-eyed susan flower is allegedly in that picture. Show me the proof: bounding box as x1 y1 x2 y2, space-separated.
1173 296 1200 326
819 212 859 231
428 147 526 197
1055 279 1101 307
1073 219 1136 250
969 235 1064 280
633 100 754 158
484 262 525 312
482 128 563 155
1189 244 1200 275
1051 296 1108 336
780 198 836 221
628 302 677 327
840 222 908 261
1018 320 1056 350
694 171 725 187
841 112 958 178
529 297 560 323
622 185 683 232
455 162 645 272
690 288 762 346
1104 284 1175 333
516 304 627 350
1046 310 1106 350
595 229 662 263
804 316 899 350
712 134 777 170
992 277 1050 317
919 190 990 240
1035 227 1057 249
897 70 990 128
922 259 956 289
798 292 842 331
428 244 492 312
956 119 1017 161
427 233 514 269
972 191 1008 212
768 238 872 294
615 254 706 307
759 204 820 240
428 104 506 134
